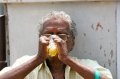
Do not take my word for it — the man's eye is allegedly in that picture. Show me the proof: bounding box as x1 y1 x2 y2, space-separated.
44 34 51 37
58 34 66 37
58 34 66 36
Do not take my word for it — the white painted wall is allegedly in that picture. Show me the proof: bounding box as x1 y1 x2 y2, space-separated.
117 1 120 79
7 2 116 79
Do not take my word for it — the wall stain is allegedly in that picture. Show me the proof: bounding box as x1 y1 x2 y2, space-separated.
104 64 106 68
110 50 113 58
96 22 103 31
7 50 10 55
108 50 113 66
100 45 102 50
104 52 106 57
91 24 94 30
108 59 111 66
90 53 91 55
108 29 110 32
84 33 86 36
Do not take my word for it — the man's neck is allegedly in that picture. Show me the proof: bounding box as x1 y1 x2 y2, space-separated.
46 56 66 73
46 56 66 79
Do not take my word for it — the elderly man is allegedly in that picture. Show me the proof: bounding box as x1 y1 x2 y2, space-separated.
0 11 112 79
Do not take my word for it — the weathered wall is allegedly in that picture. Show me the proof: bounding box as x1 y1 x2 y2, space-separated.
117 1 120 79
6 2 116 79
0 0 116 2
0 4 4 15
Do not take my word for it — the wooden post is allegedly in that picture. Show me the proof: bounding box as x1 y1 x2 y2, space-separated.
0 15 7 70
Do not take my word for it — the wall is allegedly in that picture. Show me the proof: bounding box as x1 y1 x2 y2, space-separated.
0 0 116 2
0 4 4 15
117 1 120 79
5 1 117 79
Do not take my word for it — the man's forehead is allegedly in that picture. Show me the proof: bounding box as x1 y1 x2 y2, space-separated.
43 26 70 33
43 18 70 29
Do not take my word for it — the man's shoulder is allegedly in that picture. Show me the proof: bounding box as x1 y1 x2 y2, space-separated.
16 55 35 61
11 55 36 67
17 55 36 61
73 57 98 64
73 57 102 69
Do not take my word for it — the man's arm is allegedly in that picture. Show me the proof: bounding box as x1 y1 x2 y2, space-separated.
0 55 44 79
61 55 111 79
55 37 111 79
0 36 49 79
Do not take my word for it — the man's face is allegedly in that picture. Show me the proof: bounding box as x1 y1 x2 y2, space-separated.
41 18 74 53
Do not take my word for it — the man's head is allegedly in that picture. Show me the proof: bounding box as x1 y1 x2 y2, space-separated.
37 11 77 38
37 11 77 52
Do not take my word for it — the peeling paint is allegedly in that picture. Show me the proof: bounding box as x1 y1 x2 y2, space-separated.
108 50 113 66
96 22 103 31
91 24 94 30
108 59 111 66
110 50 113 58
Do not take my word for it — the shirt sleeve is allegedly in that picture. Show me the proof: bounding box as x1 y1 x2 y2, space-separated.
78 59 113 79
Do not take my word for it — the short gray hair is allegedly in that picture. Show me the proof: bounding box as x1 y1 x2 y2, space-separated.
37 11 77 37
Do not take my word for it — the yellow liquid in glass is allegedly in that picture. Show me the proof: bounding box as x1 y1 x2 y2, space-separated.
47 46 58 57
47 35 58 57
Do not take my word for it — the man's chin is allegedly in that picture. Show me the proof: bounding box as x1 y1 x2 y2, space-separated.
47 55 59 59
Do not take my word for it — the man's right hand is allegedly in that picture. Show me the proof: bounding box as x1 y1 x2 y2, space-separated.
37 35 49 60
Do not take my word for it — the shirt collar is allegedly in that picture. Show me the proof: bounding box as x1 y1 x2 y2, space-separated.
38 60 71 79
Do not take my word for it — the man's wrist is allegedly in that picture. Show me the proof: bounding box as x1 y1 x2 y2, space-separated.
35 54 46 63
60 55 71 63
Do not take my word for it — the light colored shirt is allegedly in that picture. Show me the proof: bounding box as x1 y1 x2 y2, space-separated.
0 55 113 79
